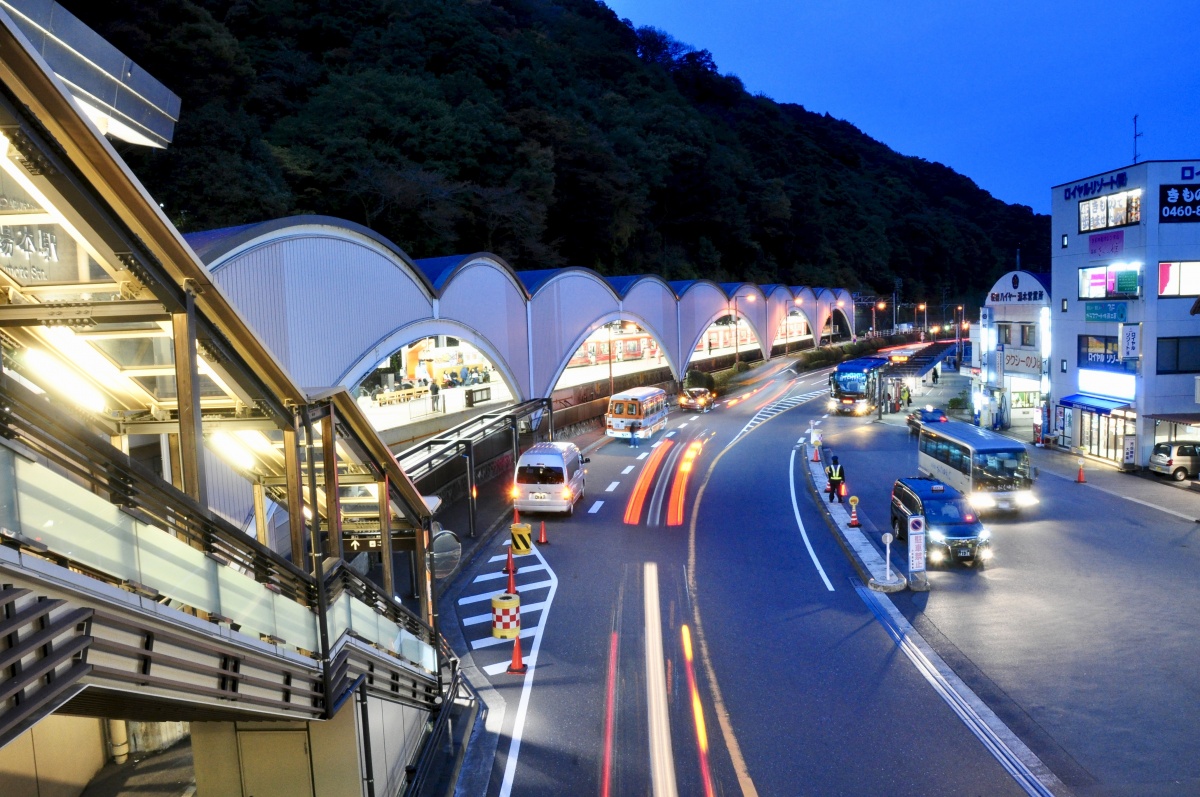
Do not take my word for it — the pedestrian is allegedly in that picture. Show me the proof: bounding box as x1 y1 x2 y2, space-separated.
707 340 713 355
903 385 912 408
430 380 440 411
932 368 939 384
884 391 892 413
629 420 639 448
825 456 845 503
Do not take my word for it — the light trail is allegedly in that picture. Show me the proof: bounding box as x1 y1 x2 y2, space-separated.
667 440 704 526
624 439 674 524
681 624 715 797
644 562 678 797
601 631 619 797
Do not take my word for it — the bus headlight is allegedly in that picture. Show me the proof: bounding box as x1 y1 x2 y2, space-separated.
1016 491 1039 507
828 400 838 411
969 492 996 509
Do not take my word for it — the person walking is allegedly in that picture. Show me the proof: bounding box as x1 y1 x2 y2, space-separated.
825 456 845 503
629 420 640 448
903 385 912 408
430 380 440 412
932 367 939 384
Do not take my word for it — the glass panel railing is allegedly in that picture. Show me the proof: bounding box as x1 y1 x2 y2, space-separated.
8 452 321 656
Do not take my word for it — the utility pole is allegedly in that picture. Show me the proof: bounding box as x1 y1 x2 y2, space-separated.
1133 114 1143 164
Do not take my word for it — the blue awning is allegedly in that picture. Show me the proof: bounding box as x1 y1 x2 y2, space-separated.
1058 394 1131 414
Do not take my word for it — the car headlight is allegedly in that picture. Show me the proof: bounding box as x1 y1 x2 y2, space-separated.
828 400 837 410
1015 491 1039 507
978 528 991 541
969 492 996 509
928 530 946 543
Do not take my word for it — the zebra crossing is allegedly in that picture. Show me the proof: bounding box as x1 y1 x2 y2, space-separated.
733 388 826 440
456 541 557 676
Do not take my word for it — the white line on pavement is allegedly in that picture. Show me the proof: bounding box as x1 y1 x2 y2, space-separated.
471 626 538 649
622 465 635 474
457 580 553 605
644 562 678 796
473 563 548 583
789 448 834 591
463 601 547 626
588 501 604 513
606 481 620 492
638 452 649 460
485 653 537 676
678 422 688 428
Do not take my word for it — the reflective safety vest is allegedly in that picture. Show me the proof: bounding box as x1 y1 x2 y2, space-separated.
827 464 843 480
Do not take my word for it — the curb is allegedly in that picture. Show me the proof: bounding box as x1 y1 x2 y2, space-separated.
800 443 909 593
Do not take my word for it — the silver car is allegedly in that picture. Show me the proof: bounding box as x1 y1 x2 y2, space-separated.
1149 441 1200 481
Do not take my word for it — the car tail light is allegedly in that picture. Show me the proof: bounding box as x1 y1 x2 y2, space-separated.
1167 458 1174 466
561 487 572 500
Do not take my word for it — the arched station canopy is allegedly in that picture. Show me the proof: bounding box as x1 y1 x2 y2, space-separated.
187 217 851 400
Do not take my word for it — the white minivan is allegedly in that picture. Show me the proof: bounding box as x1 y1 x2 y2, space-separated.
511 442 589 516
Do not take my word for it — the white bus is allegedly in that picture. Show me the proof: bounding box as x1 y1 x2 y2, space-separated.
917 420 1038 512
605 386 669 441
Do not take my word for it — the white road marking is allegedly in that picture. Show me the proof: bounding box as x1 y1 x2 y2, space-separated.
678 422 688 428
789 448 834 591
732 389 825 441
471 626 538 649
457 580 552 605
665 431 677 437
473 563 548 583
485 653 537 676
644 562 678 796
498 545 559 797
463 601 547 626
638 452 649 460
588 500 604 513
606 481 620 492
622 465 635 474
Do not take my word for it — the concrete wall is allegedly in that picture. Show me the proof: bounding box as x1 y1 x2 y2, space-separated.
0 715 107 797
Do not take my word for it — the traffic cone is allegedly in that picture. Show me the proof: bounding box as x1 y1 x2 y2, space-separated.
506 634 528 674
537 521 549 545
507 559 517 594
1076 459 1087 484
503 545 514 575
824 480 831 493
513 506 520 524
811 444 820 463
848 502 861 527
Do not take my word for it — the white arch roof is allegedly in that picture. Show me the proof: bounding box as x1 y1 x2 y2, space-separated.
187 216 852 399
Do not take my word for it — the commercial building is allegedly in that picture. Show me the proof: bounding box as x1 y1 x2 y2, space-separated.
973 271 1052 437
1050 160 1200 466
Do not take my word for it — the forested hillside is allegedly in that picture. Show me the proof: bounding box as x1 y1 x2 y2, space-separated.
63 0 1049 302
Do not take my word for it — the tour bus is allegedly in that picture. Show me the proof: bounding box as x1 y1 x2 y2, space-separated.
605 386 669 441
917 420 1038 512
828 357 889 414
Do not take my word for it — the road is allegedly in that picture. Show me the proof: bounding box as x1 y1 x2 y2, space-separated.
441 362 1200 796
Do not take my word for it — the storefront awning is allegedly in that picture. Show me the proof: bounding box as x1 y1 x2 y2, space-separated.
1058 394 1131 415
1146 413 1200 426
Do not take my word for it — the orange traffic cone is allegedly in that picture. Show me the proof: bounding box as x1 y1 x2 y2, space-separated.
507 559 518 594
811 445 820 463
507 634 528 674
503 545 514 575
513 506 520 524
1076 459 1086 484
824 480 831 493
848 502 861 527
537 521 549 545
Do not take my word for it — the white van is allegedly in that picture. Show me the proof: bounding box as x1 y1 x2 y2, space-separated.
511 442 589 516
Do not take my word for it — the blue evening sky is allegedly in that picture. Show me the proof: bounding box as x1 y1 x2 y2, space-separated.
603 0 1199 215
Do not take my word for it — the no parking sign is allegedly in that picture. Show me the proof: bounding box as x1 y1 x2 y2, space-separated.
908 515 926 573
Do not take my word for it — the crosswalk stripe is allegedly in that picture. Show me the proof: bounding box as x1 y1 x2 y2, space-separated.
471 626 538 649
457 579 553 605
473 563 548 583
463 601 547 626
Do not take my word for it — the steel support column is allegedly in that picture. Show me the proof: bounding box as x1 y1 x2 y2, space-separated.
378 475 394 598
171 289 207 506
320 407 343 558
284 424 307 572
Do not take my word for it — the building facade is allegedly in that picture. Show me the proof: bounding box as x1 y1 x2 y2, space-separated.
973 271 1052 435
1050 160 1200 466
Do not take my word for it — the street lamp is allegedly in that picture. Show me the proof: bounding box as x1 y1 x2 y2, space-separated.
917 302 926 331
956 305 964 359
873 301 885 336
731 293 755 363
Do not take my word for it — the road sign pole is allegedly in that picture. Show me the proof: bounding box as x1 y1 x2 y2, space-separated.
908 515 929 591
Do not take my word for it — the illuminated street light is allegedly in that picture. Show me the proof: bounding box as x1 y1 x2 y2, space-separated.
917 302 926 331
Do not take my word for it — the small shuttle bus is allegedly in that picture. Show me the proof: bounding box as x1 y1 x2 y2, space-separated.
605 386 669 441
828 357 889 415
917 420 1038 512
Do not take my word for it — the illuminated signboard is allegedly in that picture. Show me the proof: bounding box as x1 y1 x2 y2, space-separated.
1159 185 1200 223
1077 335 1136 374
1078 263 1141 299
1159 261 1200 296
1078 188 1141 233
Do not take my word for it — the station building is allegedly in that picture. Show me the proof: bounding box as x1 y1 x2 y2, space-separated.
1049 160 1200 467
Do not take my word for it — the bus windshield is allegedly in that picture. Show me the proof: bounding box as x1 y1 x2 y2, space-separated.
832 372 869 396
972 449 1032 490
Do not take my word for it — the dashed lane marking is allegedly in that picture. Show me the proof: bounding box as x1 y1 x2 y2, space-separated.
622 465 635 474
589 501 604 513
637 452 649 460
606 481 620 492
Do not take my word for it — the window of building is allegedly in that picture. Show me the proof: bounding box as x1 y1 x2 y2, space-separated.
996 323 1012 345
1078 263 1141 299
1157 262 1200 297
1011 391 1040 409
1078 188 1142 233
1078 335 1137 374
1020 324 1037 347
1156 337 1200 374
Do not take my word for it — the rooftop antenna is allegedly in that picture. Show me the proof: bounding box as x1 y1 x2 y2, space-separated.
1133 114 1143 164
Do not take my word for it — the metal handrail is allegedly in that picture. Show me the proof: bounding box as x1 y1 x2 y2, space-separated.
402 664 476 797
1 376 318 606
322 559 436 648
397 398 548 481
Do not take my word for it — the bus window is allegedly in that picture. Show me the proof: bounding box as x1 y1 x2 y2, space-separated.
610 401 625 415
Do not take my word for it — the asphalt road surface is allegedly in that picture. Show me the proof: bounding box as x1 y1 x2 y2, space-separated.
442 363 1200 796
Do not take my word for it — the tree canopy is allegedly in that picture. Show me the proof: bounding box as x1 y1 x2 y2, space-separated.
63 0 1049 304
